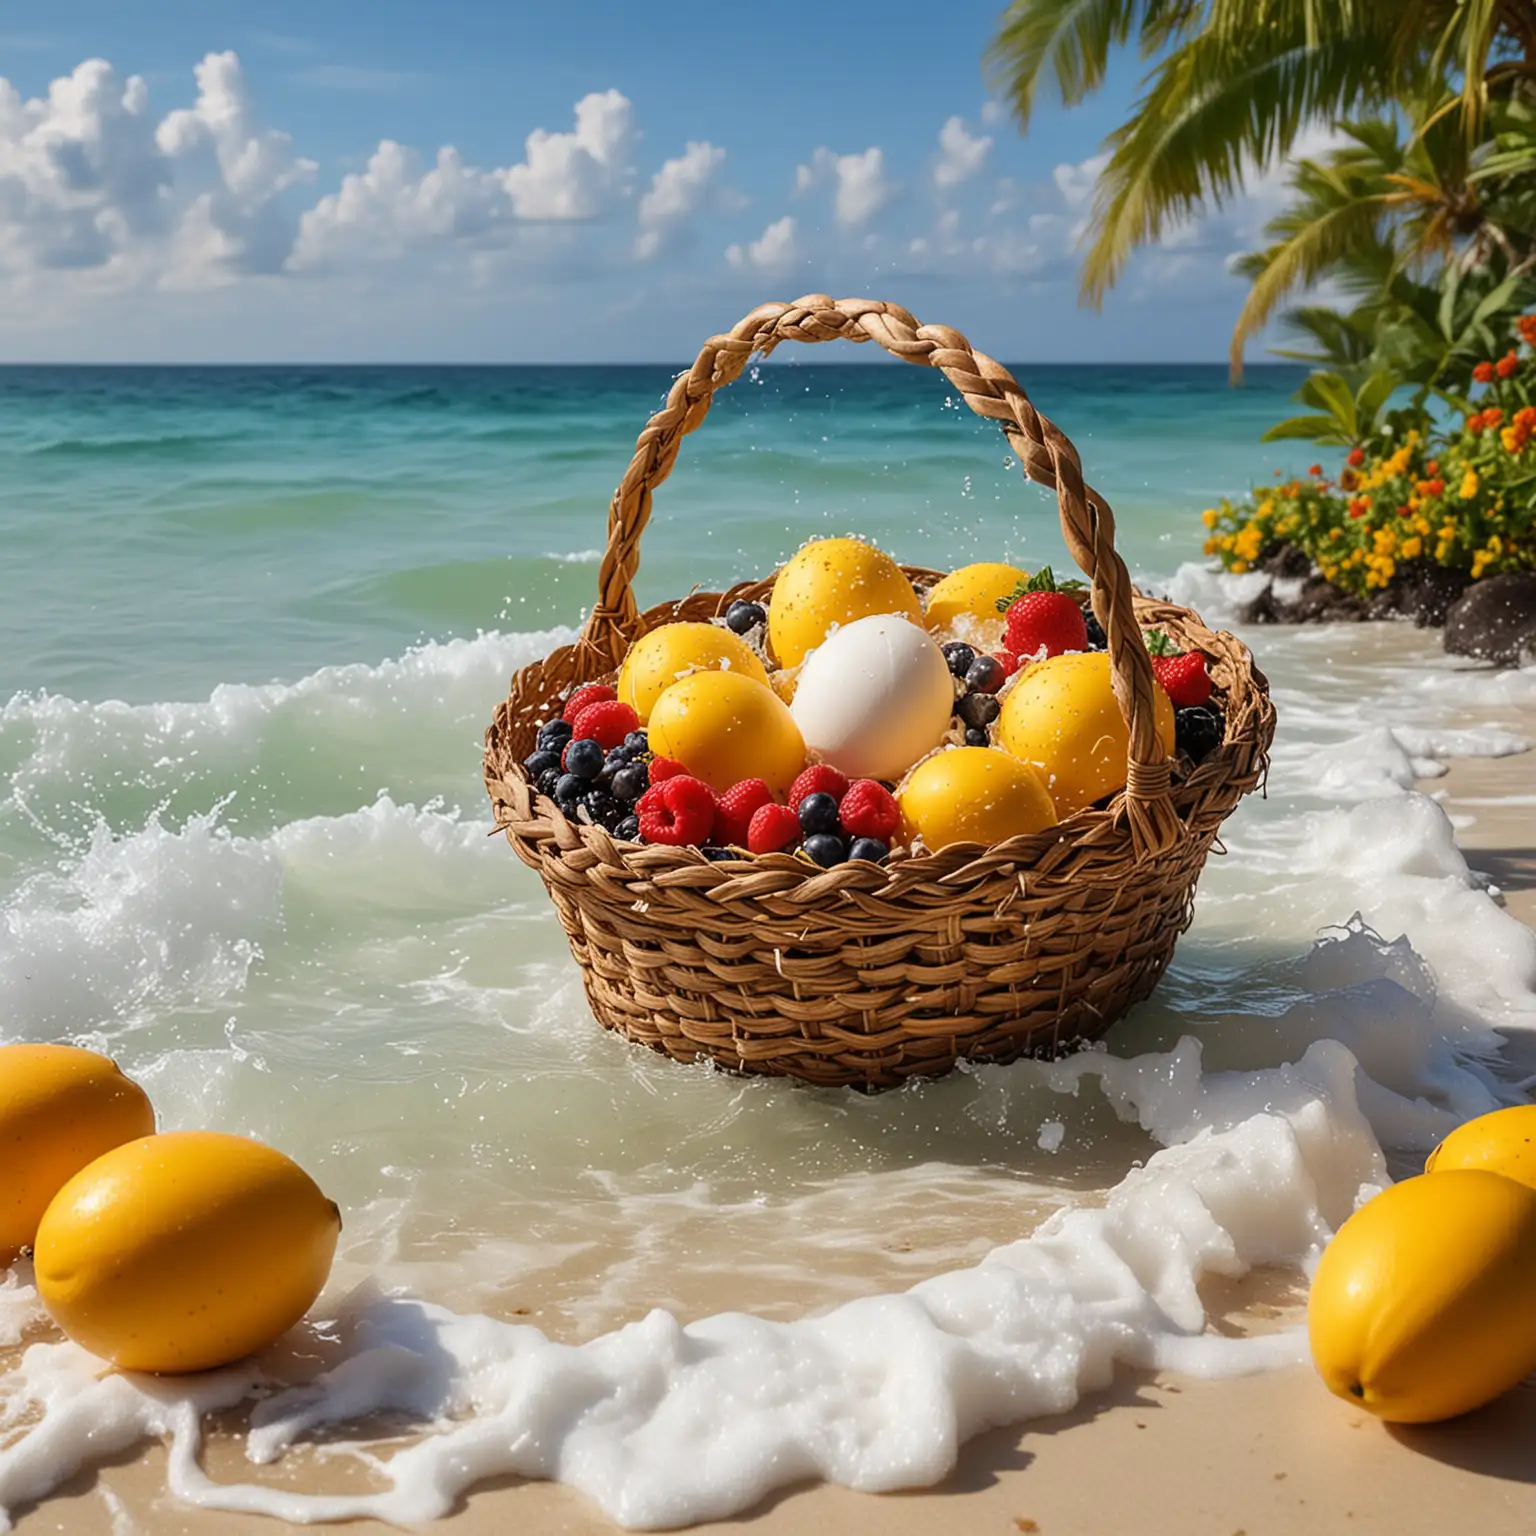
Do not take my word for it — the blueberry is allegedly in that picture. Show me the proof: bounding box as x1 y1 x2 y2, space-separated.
554 772 587 808
623 730 648 755
964 727 990 747
1175 705 1223 764
1084 612 1108 650
964 655 1005 694
563 738 604 780
798 791 842 836
536 766 562 798
957 691 1000 729
614 815 640 842
803 832 847 867
703 845 740 862
581 788 621 827
941 641 976 679
848 837 889 863
724 600 768 636
611 763 649 802
524 748 562 780
538 718 573 750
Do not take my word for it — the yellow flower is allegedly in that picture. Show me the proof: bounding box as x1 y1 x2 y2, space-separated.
1201 508 1219 528
1230 560 1249 574
1257 499 1275 518
1488 535 1504 555
1329 528 1343 541
1401 537 1423 560
1459 469 1479 500
1436 539 1454 562
1473 551 1493 578
1203 538 1218 555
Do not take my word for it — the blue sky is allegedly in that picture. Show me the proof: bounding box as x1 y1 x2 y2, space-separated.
0 1 1302 362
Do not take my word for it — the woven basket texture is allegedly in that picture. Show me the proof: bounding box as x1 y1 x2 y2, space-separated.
484 296 1276 1089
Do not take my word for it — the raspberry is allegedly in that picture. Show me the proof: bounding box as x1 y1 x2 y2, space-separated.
714 779 776 847
563 683 617 722
839 780 899 843
1003 592 1087 659
570 699 640 751
647 755 688 783
635 776 716 846
1151 651 1212 708
747 802 801 855
787 763 848 809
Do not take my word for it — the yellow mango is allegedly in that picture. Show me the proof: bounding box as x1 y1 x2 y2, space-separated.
1426 1105 1536 1190
1308 1170 1536 1422
995 651 1174 816
922 562 1028 634
0 1044 155 1262
767 538 921 670
898 747 1056 851
35 1131 340 1374
617 622 769 724
648 668 806 797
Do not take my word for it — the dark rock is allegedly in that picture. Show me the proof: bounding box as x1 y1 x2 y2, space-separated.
1404 562 1473 628
1239 582 1285 625
1367 588 1405 621
1290 576 1347 623
1258 543 1313 579
1443 574 1536 666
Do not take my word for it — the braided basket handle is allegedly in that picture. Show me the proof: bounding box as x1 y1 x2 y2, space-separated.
582 295 1179 858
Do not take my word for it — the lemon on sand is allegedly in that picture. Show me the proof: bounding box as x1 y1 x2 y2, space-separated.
996 651 1174 817
1426 1105 1536 1189
767 538 921 669
1307 1170 1536 1423
648 669 806 797
617 622 769 724
0 1043 156 1261
897 747 1056 851
35 1130 341 1374
923 563 1029 634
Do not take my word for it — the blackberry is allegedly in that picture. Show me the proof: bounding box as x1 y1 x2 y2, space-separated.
524 748 562 780
956 691 1000 730
963 655 1005 694
1084 612 1107 650
563 737 605 780
614 815 641 842
848 837 889 863
537 718 573 751
623 729 649 756
803 832 847 867
798 792 842 836
703 845 741 862
1175 706 1224 764
964 727 990 747
581 788 621 827
536 767 562 798
941 641 976 680
611 763 649 803
724 600 768 636
554 772 587 809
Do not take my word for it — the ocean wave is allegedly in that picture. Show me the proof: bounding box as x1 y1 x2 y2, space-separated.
22 432 232 461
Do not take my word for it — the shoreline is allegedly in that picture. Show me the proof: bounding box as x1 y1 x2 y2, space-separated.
10 645 1536 1536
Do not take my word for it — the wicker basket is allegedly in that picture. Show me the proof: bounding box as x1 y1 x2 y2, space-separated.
484 296 1275 1089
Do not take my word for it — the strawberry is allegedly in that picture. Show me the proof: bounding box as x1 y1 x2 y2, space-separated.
647 755 688 783
839 780 899 843
997 567 1087 660
787 763 848 809
570 699 640 751
995 648 1021 678
635 776 716 846
747 802 802 854
1145 631 1213 707
715 779 776 847
563 683 617 722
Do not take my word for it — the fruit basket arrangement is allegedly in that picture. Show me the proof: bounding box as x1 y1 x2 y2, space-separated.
485 296 1275 1089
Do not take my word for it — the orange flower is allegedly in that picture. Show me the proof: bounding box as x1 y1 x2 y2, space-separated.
1425 478 1445 497
1467 413 1485 435
1496 351 1519 378
1308 463 1323 476
1484 407 1504 428
1347 447 1366 467
1426 460 1439 475
1519 314 1536 345
1516 406 1536 429
1348 497 1370 518
1398 506 1413 518
1473 361 1496 383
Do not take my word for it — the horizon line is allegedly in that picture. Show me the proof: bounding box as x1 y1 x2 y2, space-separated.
0 358 1300 369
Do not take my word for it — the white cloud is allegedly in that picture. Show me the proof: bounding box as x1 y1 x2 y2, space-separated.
980 99 1005 126
1052 152 1108 212
635 140 725 260
502 89 634 220
933 115 992 189
794 145 894 228
726 214 799 275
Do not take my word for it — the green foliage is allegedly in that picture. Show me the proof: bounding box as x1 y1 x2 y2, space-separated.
1261 369 1400 448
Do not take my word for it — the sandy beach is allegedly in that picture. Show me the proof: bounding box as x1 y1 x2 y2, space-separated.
12 673 1535 1536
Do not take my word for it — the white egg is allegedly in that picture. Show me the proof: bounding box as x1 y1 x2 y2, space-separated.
789 613 955 781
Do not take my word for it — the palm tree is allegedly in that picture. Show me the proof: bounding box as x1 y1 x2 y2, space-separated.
1229 100 1536 378
986 0 1536 307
